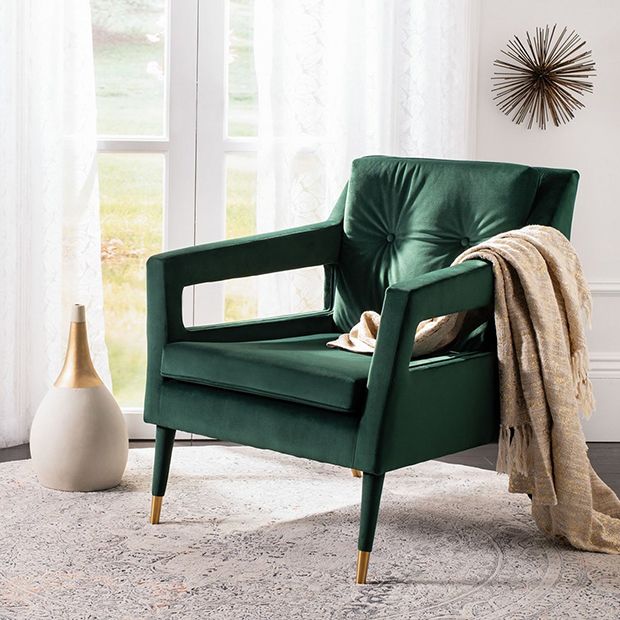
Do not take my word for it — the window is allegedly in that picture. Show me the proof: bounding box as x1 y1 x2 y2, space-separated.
228 0 258 137
92 0 181 409
92 0 167 136
98 153 164 405
92 0 319 411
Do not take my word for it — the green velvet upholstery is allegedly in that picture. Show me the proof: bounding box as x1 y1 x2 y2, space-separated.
157 378 360 467
152 426 175 497
333 156 577 330
161 334 370 412
144 156 579 579
359 473 385 552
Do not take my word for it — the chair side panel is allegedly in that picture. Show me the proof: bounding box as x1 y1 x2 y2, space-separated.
355 353 499 473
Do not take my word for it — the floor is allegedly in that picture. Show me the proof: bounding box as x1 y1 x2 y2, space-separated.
2 440 619 495
5 447 619 618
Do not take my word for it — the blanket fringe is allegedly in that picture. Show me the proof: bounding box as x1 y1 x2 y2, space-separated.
497 424 531 477
572 348 595 418
583 294 593 329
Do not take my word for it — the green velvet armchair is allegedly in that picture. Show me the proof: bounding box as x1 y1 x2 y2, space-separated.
144 156 578 583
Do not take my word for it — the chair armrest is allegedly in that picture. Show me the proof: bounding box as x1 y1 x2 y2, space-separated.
146 219 342 344
368 260 493 387
353 260 494 470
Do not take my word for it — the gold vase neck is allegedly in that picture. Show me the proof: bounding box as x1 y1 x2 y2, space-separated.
54 305 103 388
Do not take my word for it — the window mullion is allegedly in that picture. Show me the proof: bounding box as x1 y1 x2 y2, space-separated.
193 0 227 326
168 0 200 329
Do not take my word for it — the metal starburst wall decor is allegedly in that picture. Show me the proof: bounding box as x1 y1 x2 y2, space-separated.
492 25 596 130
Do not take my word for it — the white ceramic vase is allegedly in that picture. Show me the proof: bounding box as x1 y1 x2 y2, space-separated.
30 305 128 491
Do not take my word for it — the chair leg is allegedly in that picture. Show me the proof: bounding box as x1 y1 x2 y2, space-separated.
150 426 176 524
356 472 385 584
351 469 362 478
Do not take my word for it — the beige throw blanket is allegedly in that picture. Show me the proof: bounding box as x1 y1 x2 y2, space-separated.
329 225 620 553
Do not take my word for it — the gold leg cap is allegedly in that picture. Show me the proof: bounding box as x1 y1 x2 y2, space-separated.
150 495 163 524
356 550 370 584
351 469 362 478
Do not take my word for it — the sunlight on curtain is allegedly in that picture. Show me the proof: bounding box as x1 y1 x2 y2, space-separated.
253 0 477 317
0 0 110 447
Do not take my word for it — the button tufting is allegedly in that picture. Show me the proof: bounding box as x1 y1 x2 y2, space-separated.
460 237 470 247
386 233 395 243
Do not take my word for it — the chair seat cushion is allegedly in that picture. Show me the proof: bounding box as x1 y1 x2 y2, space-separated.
161 334 373 413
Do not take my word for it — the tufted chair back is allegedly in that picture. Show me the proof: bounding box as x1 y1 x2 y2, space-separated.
333 156 579 331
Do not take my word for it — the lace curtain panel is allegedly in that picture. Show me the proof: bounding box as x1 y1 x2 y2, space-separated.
253 0 478 316
0 0 110 447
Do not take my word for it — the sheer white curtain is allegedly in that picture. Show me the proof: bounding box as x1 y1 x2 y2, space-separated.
253 0 478 316
0 0 110 447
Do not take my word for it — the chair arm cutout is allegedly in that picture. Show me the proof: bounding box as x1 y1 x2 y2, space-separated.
391 260 494 321
146 220 342 343
368 260 494 386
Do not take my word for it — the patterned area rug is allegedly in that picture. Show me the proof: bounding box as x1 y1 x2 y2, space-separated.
0 447 618 619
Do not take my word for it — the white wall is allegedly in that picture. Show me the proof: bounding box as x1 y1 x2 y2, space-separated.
475 1 620 439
